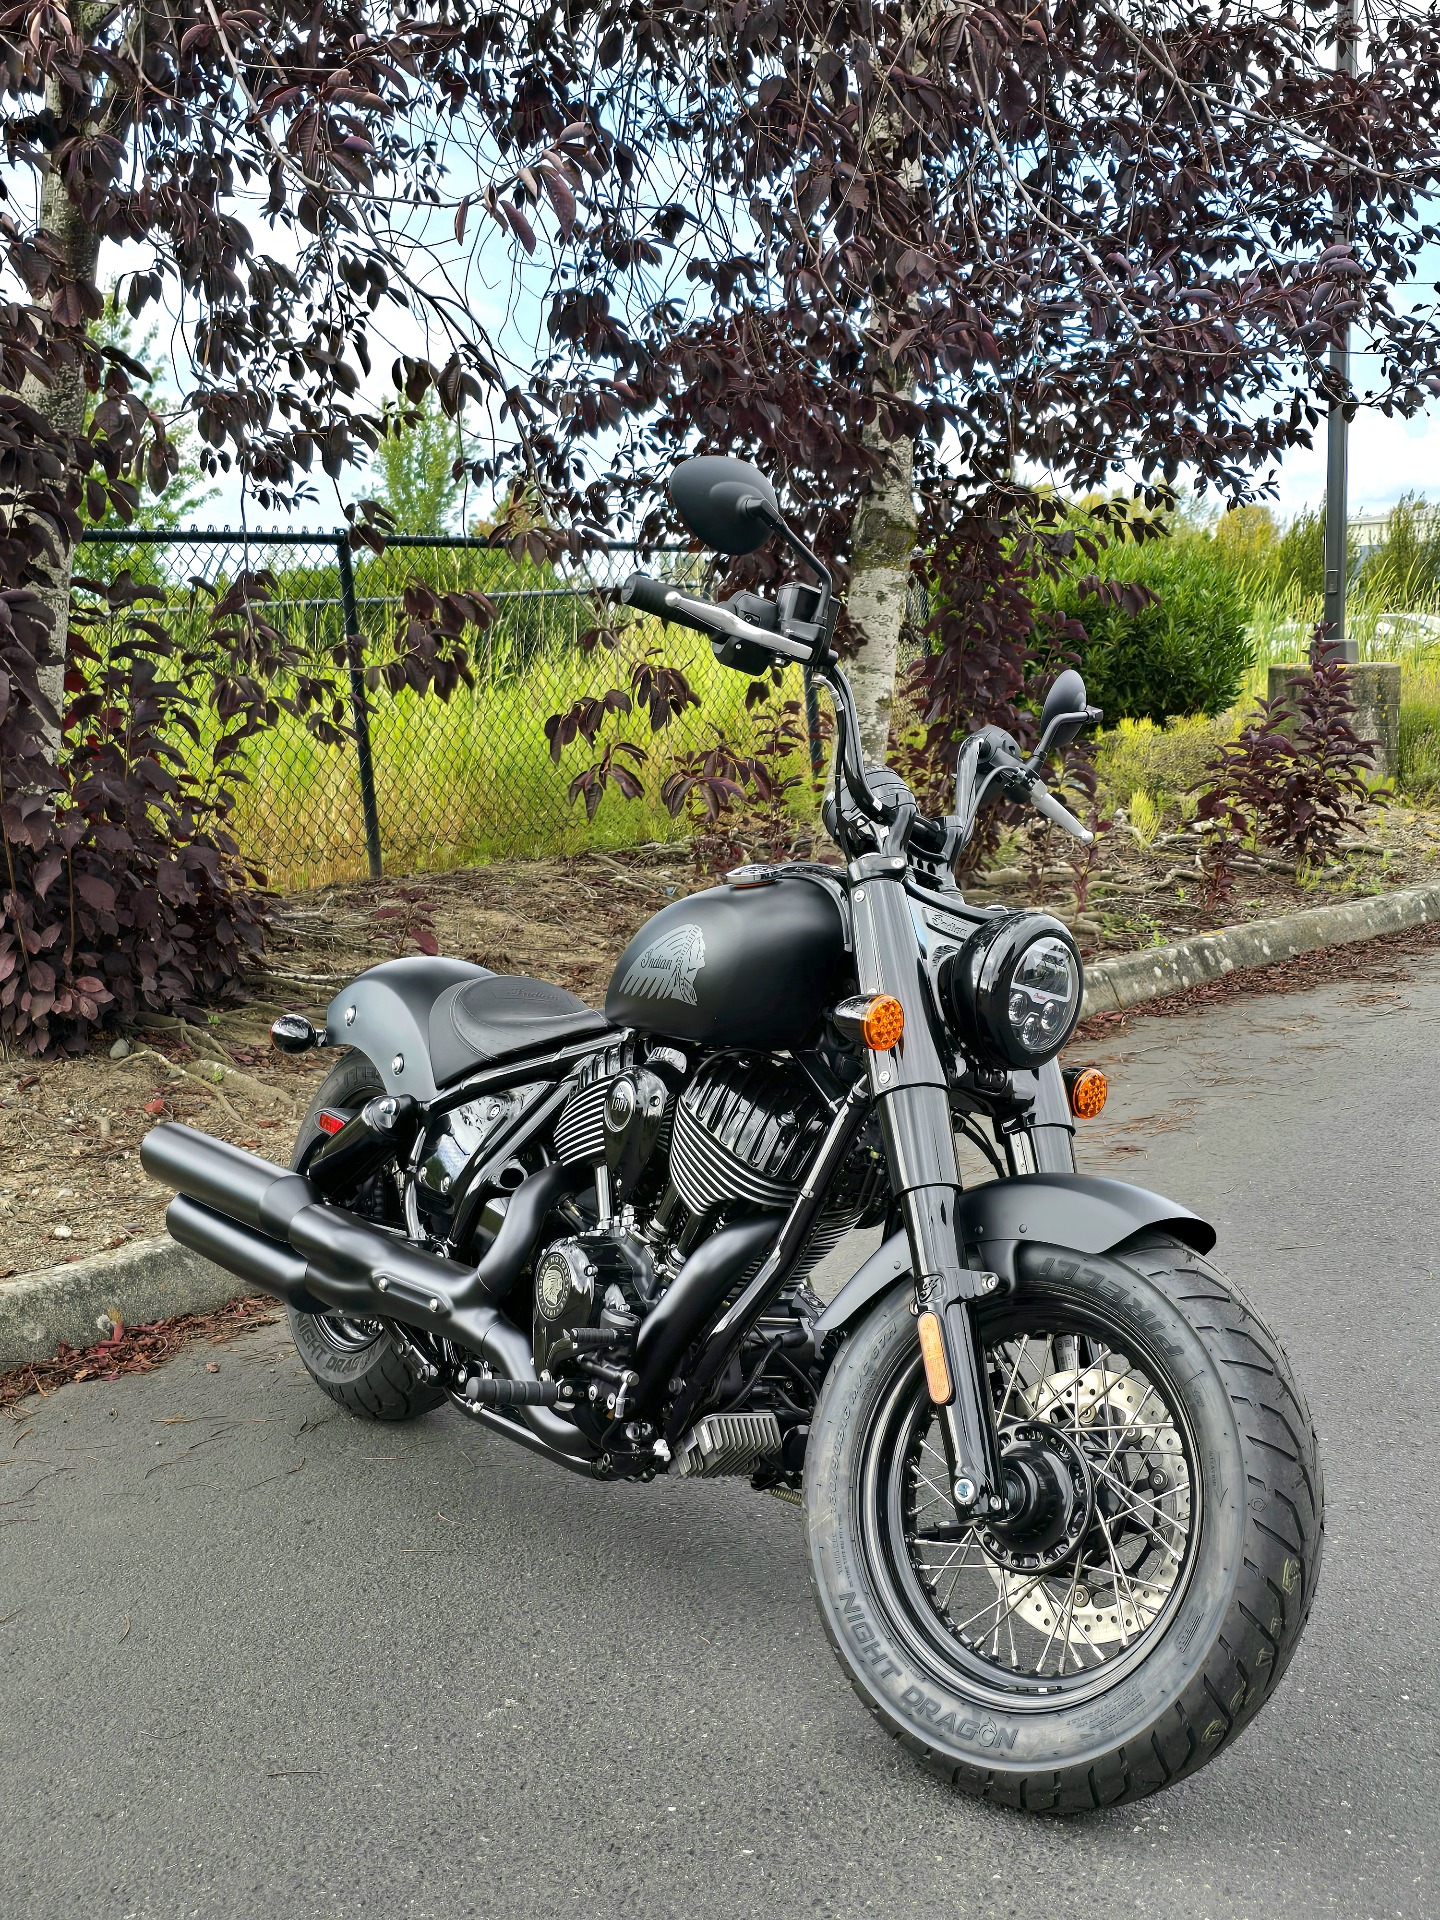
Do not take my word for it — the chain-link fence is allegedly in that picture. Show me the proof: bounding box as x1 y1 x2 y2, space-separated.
74 530 824 892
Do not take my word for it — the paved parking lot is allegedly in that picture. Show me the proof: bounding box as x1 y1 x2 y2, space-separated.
5 960 1439 1918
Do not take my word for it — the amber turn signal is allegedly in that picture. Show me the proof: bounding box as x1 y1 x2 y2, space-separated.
830 992 906 1052
1064 1065 1108 1120
916 1310 954 1404
860 994 905 1052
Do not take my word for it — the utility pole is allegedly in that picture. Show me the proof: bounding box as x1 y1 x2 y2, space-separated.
1323 0 1359 663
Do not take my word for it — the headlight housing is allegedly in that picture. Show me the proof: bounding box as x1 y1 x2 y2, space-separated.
938 914 1083 1068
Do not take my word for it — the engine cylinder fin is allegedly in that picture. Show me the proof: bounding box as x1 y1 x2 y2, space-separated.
666 1058 890 1250
553 1053 623 1165
669 1055 828 1216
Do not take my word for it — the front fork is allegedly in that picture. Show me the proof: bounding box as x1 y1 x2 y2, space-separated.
851 866 1023 1516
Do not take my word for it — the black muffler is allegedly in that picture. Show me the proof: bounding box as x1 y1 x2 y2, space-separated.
144 1123 587 1458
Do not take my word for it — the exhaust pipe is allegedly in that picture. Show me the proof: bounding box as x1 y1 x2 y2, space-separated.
146 1123 588 1458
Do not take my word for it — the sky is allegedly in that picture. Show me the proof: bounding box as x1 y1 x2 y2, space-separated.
1270 396 1440 522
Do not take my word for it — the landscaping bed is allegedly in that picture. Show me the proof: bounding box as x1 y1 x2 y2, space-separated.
5 813 1440 1281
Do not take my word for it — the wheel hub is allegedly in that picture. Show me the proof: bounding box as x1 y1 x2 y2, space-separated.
977 1421 1093 1574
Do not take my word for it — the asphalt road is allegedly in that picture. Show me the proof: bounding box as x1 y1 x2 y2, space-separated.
5 959 1440 1920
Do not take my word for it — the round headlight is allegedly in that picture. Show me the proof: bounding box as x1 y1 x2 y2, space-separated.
938 915 1083 1068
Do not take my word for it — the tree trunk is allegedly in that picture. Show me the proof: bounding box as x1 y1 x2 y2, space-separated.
21 84 102 770
844 8 930 768
845 394 917 765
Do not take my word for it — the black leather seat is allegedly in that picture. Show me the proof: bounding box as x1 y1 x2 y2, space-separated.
428 973 612 1086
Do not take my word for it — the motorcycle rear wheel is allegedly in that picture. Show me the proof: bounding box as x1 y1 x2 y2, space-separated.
286 1050 444 1423
804 1233 1322 1811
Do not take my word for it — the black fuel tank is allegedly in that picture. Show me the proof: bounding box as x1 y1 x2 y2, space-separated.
605 875 848 1049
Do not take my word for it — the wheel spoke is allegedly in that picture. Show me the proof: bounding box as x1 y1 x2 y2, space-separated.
899 1311 1196 1689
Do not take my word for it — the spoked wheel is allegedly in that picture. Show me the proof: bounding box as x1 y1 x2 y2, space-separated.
805 1235 1323 1812
894 1318 1197 1691
286 1050 444 1423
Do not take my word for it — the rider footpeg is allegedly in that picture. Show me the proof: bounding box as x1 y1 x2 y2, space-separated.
463 1376 570 1408
673 1411 782 1478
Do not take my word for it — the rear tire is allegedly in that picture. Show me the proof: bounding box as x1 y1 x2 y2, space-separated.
286 1051 444 1424
804 1234 1323 1811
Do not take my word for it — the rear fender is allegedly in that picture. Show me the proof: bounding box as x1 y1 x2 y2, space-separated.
324 957 493 1102
814 1172 1215 1338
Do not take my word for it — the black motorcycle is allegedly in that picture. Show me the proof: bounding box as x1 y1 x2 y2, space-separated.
141 456 1321 1811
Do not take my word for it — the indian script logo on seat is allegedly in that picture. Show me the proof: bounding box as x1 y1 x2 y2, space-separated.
619 924 707 1005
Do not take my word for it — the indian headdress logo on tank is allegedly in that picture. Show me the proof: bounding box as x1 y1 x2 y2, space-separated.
619 924 707 1005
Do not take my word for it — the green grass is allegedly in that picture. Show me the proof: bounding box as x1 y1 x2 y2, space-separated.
1093 713 1233 816
71 540 823 890
195 621 818 890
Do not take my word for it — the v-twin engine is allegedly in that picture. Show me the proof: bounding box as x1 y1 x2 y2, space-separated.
552 1047 887 1274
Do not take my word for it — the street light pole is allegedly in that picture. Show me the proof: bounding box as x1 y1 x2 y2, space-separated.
1322 0 1359 663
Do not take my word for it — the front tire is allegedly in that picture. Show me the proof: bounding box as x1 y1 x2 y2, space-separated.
286 1051 444 1424
804 1235 1322 1811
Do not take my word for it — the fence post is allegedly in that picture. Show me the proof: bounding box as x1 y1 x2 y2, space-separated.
337 533 384 880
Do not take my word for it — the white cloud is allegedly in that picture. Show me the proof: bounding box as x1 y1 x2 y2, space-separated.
1268 400 1440 521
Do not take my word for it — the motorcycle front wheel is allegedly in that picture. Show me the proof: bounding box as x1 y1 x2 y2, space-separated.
804 1233 1322 1811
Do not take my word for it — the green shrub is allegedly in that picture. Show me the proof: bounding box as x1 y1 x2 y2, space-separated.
1095 713 1235 813
1033 532 1254 724
1212 504 1278 573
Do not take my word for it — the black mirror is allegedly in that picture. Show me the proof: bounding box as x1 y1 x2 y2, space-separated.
669 456 781 555
1038 668 1089 753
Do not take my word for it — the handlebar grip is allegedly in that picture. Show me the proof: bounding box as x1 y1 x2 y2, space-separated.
622 572 711 635
1028 781 1094 844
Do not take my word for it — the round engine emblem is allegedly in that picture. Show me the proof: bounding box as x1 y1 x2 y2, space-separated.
605 1076 637 1130
534 1244 593 1324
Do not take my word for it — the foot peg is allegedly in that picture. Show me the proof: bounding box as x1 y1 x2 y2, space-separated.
674 1411 782 1477
464 1376 573 1408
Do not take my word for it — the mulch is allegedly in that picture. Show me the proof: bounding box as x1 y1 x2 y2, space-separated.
1075 913 1440 1042
0 1294 280 1414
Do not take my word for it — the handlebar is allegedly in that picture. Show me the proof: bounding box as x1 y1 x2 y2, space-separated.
1026 779 1094 844
908 813 949 856
623 571 706 630
622 572 813 663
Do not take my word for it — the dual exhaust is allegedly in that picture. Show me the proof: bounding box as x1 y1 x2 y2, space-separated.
143 1120 784 1476
142 1124 589 1463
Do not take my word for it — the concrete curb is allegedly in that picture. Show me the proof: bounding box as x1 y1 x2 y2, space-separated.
8 878 1440 1368
0 1236 240 1370
1081 880 1440 1016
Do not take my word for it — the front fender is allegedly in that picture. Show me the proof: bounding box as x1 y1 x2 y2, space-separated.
814 1172 1215 1337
